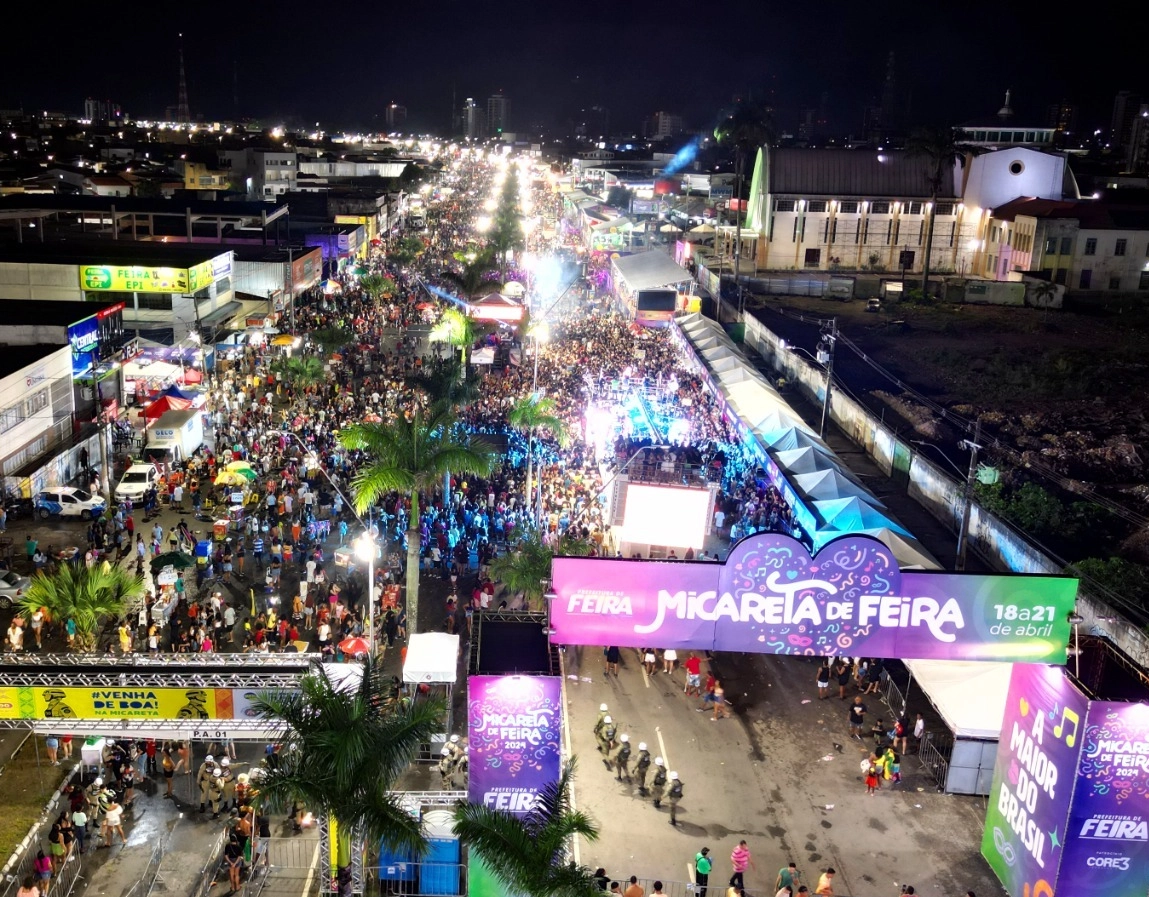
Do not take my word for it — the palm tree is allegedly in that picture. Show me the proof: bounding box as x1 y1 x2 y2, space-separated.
359 273 397 302
405 357 481 411
18 564 143 652
440 249 501 305
507 395 568 517
489 533 591 610
251 657 445 884
390 235 426 268
338 408 496 632
715 102 775 319
907 126 974 297
429 308 483 367
309 326 352 356
452 760 601 897
272 355 325 393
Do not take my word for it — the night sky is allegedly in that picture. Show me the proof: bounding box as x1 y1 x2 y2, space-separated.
2 1 1139 136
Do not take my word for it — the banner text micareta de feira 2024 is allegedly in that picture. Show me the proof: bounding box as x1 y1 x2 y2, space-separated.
550 533 1078 662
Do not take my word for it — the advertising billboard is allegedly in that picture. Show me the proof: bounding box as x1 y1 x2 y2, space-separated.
67 314 100 376
1056 701 1149 896
981 664 1088 897
618 484 711 549
550 532 1078 662
0 686 275 720
467 676 562 817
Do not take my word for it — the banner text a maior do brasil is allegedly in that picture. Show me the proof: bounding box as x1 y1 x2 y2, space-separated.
550 533 1078 663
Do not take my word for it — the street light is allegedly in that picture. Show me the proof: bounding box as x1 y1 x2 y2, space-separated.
911 425 983 572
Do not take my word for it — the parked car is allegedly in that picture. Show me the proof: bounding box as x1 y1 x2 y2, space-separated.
115 463 159 503
34 487 107 520
2 496 36 520
0 569 30 610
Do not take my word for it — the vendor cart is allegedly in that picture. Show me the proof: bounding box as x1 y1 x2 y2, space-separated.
213 519 230 542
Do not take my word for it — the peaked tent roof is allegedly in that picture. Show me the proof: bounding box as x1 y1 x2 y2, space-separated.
611 250 692 293
813 496 910 535
791 469 887 507
773 446 839 477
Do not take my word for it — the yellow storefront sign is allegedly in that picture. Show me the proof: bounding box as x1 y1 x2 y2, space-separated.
80 264 215 294
0 686 236 720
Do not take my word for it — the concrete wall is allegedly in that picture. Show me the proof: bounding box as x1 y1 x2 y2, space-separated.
0 262 85 301
742 313 1149 669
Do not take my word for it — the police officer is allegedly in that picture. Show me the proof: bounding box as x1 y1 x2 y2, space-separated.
593 703 609 739
456 747 469 787
438 747 456 785
667 771 684 826
220 756 237 809
596 715 614 755
197 754 216 812
445 734 463 764
614 733 632 782
634 742 652 795
207 767 226 818
650 757 667 808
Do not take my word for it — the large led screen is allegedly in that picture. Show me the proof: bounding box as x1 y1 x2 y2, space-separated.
618 484 710 549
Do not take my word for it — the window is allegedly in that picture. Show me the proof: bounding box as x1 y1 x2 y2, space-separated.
1084 238 1097 255
1008 160 1025 175
870 201 890 214
987 131 1000 142
1079 269 1092 289
838 201 859 214
1060 237 1073 255
935 202 955 216
135 294 174 311
804 248 822 266
806 200 827 213
1139 271 1149 290
1109 276 1122 290
898 250 915 269
1025 132 1036 143
1054 268 1067 285
0 404 22 433
775 199 795 212
23 389 48 419
1115 239 1127 256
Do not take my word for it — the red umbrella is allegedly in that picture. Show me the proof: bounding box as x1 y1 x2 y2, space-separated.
339 637 371 656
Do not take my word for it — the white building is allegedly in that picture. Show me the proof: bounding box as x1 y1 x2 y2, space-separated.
219 148 297 200
0 345 74 484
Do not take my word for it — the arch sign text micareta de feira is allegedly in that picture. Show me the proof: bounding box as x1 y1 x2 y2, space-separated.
549 533 1079 663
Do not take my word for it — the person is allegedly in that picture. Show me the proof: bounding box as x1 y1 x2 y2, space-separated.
816 662 831 700
634 742 652 796
662 648 677 675
613 733 632 781
848 696 867 740
912 713 925 753
45 735 59 766
603 645 620 677
596 716 614 755
643 647 656 675
102 797 125 845
33 849 51 893
649 757 667 808
593 704 609 739
815 867 835 895
254 808 272 868
730 840 755 889
593 868 610 891
651 883 666 897
893 716 909 755
712 679 728 720
161 747 175 797
776 862 801 893
865 758 880 795
224 833 244 892
71 803 88 855
667 771 683 825
623 876 643 897
684 652 702 696
15 875 39 897
835 660 851 700
695 847 712 897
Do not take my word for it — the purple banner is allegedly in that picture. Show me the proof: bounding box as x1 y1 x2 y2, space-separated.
467 676 562 817
551 533 1077 662
981 664 1088 897
1057 701 1149 896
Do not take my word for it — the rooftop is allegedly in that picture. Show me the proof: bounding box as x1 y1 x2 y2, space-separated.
0 299 123 326
0 344 66 379
0 193 287 219
0 241 228 267
992 196 1149 229
769 147 959 198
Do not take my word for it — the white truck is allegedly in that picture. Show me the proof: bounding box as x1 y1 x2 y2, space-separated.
144 409 205 468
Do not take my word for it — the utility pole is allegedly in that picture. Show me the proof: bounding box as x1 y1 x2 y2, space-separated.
286 245 295 335
955 420 982 571
818 318 837 437
97 410 113 507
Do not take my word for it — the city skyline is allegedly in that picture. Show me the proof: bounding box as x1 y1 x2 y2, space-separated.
1 0 1141 135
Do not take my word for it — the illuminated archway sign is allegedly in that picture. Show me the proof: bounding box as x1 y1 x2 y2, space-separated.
550 533 1078 663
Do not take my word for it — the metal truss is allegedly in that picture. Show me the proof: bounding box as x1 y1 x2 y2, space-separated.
0 652 321 668
0 670 304 688
6 717 285 737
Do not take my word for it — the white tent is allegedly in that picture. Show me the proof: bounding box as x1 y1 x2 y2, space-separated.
791 468 887 507
903 660 1013 739
772 446 839 477
612 250 692 293
403 632 460 684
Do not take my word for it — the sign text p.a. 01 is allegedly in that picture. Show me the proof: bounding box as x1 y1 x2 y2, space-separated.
191 728 230 741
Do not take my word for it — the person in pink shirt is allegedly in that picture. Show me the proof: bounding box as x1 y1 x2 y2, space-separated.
730 840 756 890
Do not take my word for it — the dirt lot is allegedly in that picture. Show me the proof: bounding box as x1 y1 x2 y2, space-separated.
746 294 1149 568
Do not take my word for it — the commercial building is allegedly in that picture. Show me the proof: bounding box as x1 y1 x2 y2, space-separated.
218 147 298 200
0 242 238 343
487 93 510 135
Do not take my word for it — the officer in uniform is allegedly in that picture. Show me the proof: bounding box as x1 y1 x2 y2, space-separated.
445 734 464 765
220 756 237 810
634 742 652 795
667 771 684 826
613 733 632 782
456 747 469 787
593 703 609 739
596 715 615 755
197 754 216 813
438 747 456 785
207 767 226 818
649 757 667 808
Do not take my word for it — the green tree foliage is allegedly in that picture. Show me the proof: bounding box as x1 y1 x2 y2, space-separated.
359 273 397 300
489 533 591 610
251 657 445 878
508 395 569 513
1070 557 1149 610
452 761 601 897
19 564 143 652
390 235 426 268
309 327 353 355
272 355 326 391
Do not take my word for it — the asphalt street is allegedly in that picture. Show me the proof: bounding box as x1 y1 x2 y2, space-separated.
564 646 1005 897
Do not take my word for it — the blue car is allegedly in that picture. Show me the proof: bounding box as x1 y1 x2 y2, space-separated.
34 487 107 521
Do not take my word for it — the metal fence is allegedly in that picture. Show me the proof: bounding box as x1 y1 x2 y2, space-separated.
917 731 952 791
119 837 166 897
190 828 230 897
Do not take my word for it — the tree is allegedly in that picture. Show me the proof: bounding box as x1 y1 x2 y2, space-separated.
359 273 397 302
390 235 426 268
605 185 635 213
716 102 775 319
907 127 975 297
489 533 591 610
405 356 480 411
440 249 500 303
251 657 446 884
338 408 496 632
507 394 569 517
272 355 325 392
18 564 143 652
309 326 353 356
452 760 601 897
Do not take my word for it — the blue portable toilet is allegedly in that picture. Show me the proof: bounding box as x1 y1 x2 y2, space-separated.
418 810 461 896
